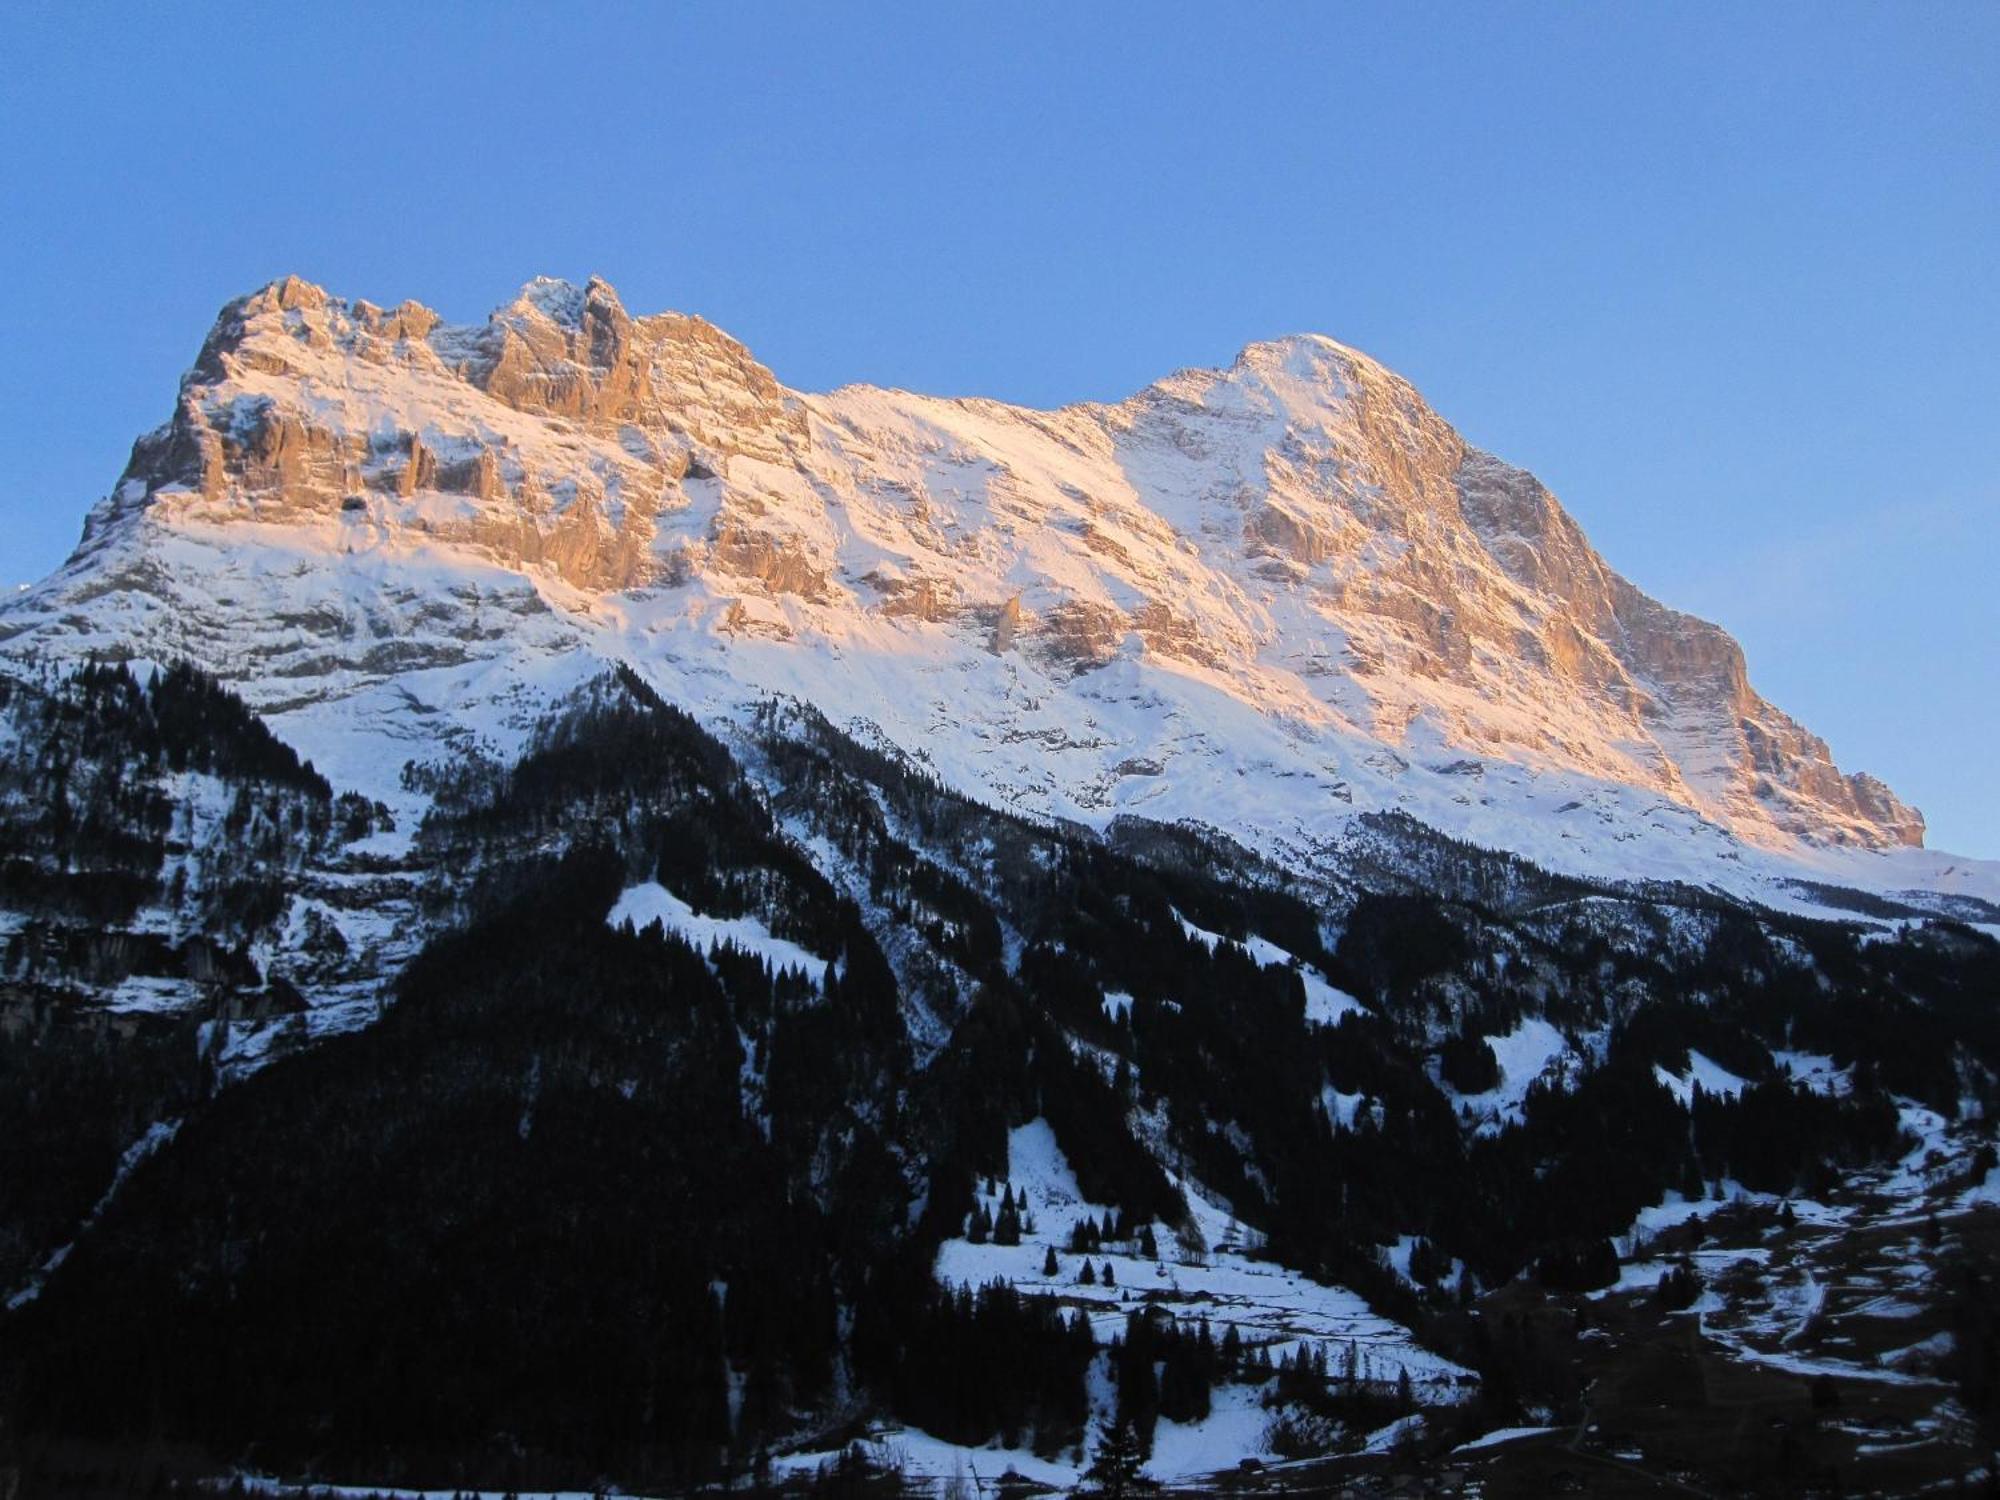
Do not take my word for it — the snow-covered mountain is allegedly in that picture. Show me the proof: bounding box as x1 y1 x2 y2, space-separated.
4 283 2000 1490
5 274 1981 915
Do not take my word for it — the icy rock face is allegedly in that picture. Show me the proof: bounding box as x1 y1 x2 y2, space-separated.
1 276 1924 874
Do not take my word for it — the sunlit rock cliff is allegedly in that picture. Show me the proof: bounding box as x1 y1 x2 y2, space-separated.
2 276 1929 899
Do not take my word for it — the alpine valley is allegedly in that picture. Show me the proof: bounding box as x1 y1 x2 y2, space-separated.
3 277 1998 1498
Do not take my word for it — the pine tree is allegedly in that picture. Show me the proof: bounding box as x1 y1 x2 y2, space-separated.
1656 1259 1702 1310
1043 1245 1060 1277
1080 1417 1146 1497
1102 1260 1116 1287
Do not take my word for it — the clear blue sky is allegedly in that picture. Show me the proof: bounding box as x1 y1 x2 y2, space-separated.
2 3 1994 854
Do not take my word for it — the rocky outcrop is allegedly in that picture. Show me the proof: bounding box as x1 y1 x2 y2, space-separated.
987 595 1025 654
868 571 960 623
450 276 806 459
1036 600 1127 673
708 519 830 601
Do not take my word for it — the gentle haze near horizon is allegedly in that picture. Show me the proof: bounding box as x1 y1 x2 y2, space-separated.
1 3 1993 854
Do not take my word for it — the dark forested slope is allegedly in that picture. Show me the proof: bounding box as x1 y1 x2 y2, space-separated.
2 666 1995 1494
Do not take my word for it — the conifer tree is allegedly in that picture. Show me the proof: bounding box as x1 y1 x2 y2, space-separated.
1079 1418 1146 1497
1220 1323 1243 1379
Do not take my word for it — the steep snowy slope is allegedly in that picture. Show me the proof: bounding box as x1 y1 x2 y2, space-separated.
1 275 1984 911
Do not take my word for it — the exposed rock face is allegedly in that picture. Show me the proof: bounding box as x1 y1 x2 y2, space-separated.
80 273 810 596
3 276 1924 873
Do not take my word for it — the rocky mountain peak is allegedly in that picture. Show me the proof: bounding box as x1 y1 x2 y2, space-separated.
0 276 1937 890
506 274 592 328
1232 330 1379 385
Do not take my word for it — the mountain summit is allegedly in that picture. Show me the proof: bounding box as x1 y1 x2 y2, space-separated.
0 276 1929 892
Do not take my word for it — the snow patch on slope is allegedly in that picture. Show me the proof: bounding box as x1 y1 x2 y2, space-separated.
1173 912 1363 1025
1653 1051 1751 1106
936 1121 1471 1381
1441 1017 1577 1131
609 881 830 982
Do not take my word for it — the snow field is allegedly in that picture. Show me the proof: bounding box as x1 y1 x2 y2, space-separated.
1652 1050 1751 1107
913 1120 1473 1483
